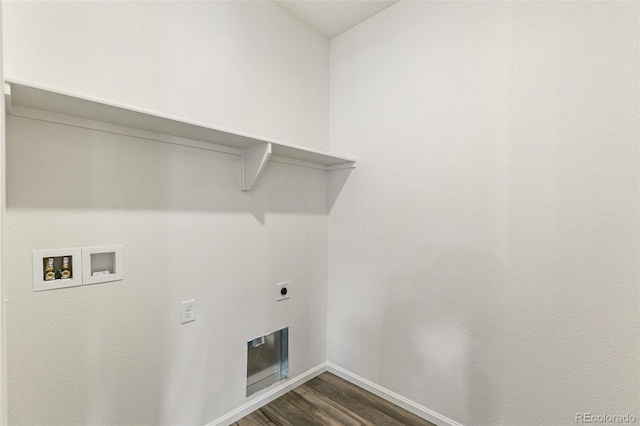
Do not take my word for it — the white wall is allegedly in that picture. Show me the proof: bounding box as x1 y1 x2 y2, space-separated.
4 1 639 425
328 2 639 425
0 1 6 423
3 1 329 151
6 115 329 425
3 2 330 425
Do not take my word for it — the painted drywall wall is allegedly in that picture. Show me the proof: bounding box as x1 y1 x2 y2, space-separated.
6 115 328 425
3 1 330 424
328 2 639 425
3 1 329 151
0 1 6 423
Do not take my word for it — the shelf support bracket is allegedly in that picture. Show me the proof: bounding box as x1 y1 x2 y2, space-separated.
241 143 272 191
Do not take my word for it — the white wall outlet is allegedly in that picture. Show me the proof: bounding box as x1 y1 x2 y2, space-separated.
181 299 196 324
276 282 290 301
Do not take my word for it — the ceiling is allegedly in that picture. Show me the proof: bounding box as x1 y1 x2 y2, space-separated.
273 1 400 39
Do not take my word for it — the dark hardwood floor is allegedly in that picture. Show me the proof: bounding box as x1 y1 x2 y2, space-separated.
234 372 436 426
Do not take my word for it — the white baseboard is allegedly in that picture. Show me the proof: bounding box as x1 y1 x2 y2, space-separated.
207 362 463 426
207 362 327 426
326 363 464 426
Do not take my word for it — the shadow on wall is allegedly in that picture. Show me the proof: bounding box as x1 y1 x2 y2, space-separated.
376 247 506 425
6 116 335 222
5 114 332 424
328 167 353 212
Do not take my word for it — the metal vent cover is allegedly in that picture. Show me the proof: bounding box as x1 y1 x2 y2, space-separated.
246 327 289 397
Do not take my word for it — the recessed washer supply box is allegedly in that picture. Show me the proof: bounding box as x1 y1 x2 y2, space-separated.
32 248 82 291
82 245 123 285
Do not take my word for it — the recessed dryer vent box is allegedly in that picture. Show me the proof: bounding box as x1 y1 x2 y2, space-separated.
246 327 289 397
32 248 82 291
82 245 123 285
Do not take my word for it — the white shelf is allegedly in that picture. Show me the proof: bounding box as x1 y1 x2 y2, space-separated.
4 80 356 191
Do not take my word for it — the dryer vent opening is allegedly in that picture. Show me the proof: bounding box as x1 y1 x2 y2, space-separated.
246 327 289 397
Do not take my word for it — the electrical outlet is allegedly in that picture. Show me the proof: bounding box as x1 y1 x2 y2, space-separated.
276 282 290 301
181 299 196 324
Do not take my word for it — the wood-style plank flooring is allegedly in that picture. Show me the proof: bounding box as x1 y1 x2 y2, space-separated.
234 372 436 426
